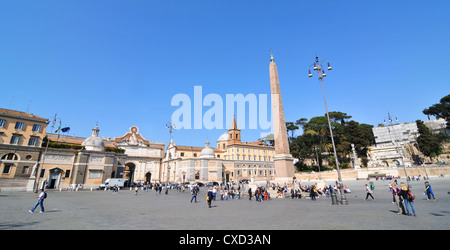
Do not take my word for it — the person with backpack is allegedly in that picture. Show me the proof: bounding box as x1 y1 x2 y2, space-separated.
365 184 375 200
29 189 46 213
399 182 416 216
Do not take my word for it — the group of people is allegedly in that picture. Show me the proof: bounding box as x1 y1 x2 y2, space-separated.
387 181 436 216
390 182 417 216
271 182 351 201
28 177 439 214
248 186 270 202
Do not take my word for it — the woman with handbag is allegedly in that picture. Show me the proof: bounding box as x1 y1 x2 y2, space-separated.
399 182 416 216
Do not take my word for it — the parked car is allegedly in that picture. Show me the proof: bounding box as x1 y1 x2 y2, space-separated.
206 181 219 187
239 179 249 184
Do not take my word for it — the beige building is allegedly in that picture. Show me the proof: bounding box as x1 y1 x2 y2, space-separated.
0 108 49 190
162 116 275 184
0 107 166 191
113 126 165 184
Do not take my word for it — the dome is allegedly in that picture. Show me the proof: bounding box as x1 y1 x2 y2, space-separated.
82 125 105 151
200 140 215 159
217 132 229 142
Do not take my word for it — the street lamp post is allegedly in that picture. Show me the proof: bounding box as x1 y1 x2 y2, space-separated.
309 56 349 205
165 121 176 195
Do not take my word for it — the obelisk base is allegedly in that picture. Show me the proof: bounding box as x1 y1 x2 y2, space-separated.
273 154 295 183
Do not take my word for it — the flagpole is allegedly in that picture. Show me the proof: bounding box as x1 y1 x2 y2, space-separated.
34 113 56 193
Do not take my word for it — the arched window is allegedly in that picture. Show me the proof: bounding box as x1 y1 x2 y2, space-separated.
1 153 18 161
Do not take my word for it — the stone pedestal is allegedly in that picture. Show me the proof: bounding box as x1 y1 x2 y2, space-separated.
274 154 295 179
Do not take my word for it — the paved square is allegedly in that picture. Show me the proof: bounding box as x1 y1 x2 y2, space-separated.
1 178 449 230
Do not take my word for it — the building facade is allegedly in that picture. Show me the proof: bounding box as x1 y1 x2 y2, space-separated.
368 118 447 167
161 116 275 184
0 108 166 191
0 108 49 190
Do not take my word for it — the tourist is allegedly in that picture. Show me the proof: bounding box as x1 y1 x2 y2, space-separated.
310 185 316 201
399 182 416 216
391 183 404 214
424 181 436 200
29 189 46 213
190 186 198 203
365 184 375 200
206 187 214 208
248 187 252 200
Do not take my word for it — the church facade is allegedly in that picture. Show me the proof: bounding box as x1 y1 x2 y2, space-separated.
162 116 275 185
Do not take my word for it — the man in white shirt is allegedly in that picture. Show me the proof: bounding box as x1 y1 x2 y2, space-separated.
29 189 46 213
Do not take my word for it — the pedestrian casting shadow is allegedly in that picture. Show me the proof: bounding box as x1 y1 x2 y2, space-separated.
388 210 406 215
430 213 445 216
44 209 62 213
0 221 39 229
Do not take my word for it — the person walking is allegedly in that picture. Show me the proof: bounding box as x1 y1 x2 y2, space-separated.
365 184 375 200
310 185 316 201
190 186 198 203
206 187 214 208
248 187 252 201
399 182 416 216
391 183 404 214
424 181 436 200
29 189 46 213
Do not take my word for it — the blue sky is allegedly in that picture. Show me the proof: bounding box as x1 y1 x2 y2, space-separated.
1 0 449 147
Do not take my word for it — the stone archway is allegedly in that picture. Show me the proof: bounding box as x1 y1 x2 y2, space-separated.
124 162 136 185
145 172 152 184
48 168 63 189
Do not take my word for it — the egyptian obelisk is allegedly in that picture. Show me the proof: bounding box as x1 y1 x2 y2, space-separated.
269 51 295 179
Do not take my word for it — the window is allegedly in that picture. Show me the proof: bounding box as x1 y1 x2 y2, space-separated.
1 153 18 160
2 164 12 174
22 166 29 174
65 170 71 178
180 152 184 156
32 124 42 133
28 136 39 146
39 169 45 178
15 121 25 130
193 153 197 157
0 119 6 128
10 134 21 145
88 170 102 179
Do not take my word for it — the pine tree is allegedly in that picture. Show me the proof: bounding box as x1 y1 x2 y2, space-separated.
416 120 441 160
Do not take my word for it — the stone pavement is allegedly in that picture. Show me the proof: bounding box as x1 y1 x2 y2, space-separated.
1 178 449 230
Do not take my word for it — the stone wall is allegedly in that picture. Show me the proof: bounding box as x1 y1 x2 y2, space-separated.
294 165 450 181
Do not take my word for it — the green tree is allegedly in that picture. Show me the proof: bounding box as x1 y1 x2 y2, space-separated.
416 120 441 160
289 112 375 171
423 94 450 129
286 122 299 142
328 111 352 125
